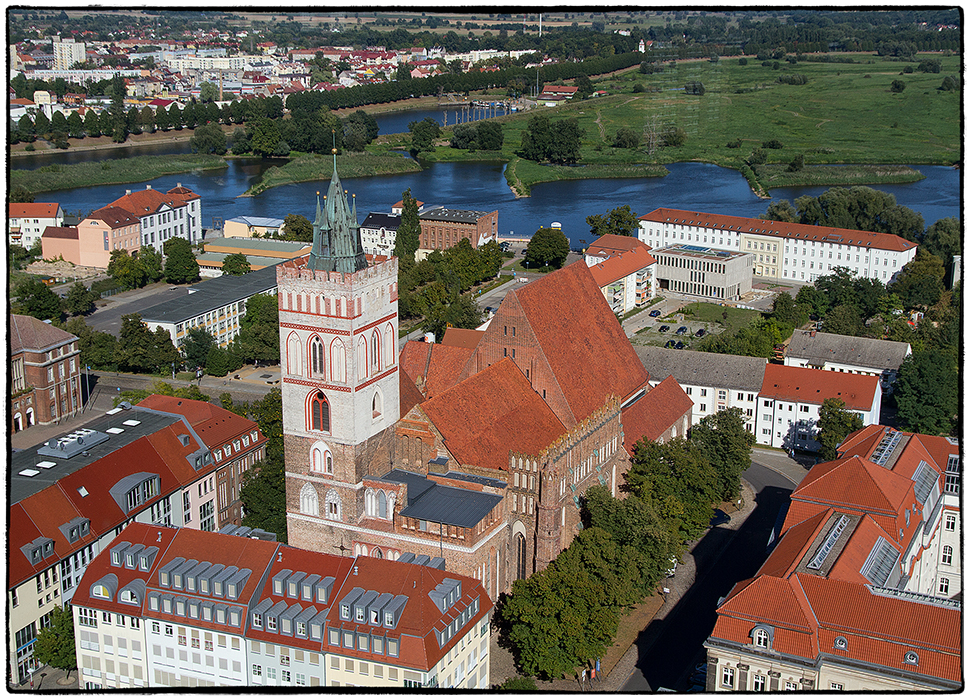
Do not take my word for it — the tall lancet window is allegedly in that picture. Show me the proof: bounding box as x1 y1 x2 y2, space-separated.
310 391 330 433
310 336 325 378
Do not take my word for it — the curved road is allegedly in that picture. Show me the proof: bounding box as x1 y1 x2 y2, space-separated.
621 457 804 692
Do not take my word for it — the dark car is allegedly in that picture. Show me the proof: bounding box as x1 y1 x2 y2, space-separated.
659 325 670 333
676 326 688 335
710 509 731 527
675 341 685 349
665 340 676 348
695 328 706 337
649 309 662 317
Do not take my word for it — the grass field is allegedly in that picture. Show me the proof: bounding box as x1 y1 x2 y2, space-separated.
418 52 960 193
678 302 762 332
241 151 423 196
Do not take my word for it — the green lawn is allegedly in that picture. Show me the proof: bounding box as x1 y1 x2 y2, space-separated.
678 302 762 332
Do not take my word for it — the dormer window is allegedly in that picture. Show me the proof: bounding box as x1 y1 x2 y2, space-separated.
904 651 919 666
384 611 393 626
200 579 209 594
227 582 237 599
268 616 277 632
111 550 122 566
370 609 379 625
92 584 111 599
754 629 769 648
341 604 351 620
252 612 263 629
125 553 135 568
834 636 848 650
355 606 365 623
159 571 170 586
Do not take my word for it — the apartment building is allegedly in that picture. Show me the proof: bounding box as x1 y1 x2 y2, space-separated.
51 36 85 70
757 364 881 452
359 212 401 257
10 314 83 431
704 426 961 692
140 263 280 350
639 209 918 284
76 206 141 269
784 329 912 393
585 234 657 314
104 184 202 253
634 346 766 433
70 523 492 689
7 398 265 687
8 202 64 250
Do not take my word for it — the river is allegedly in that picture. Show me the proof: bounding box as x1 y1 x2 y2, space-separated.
14 112 960 251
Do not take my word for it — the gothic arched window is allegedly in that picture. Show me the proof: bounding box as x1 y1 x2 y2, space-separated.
378 490 387 519
310 391 330 433
325 489 341 521
372 391 383 419
370 330 381 373
300 483 319 516
310 336 325 377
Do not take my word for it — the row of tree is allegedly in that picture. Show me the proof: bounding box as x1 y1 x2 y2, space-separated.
497 408 755 679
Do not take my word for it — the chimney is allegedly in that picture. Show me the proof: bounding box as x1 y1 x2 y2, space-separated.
146 185 152 190
126 189 131 195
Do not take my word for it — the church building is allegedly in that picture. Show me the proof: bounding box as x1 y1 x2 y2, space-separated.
280 161 692 600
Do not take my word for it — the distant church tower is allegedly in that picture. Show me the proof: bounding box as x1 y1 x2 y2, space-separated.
278 150 400 550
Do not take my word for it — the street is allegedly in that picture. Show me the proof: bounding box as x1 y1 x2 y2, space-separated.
621 455 805 692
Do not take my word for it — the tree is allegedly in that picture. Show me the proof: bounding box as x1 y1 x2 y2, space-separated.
921 217 961 275
521 114 584 164
14 278 63 322
612 126 640 149
817 398 864 461
182 327 217 371
199 81 220 102
690 408 755 502
787 154 805 172
394 188 421 263
822 304 862 336
188 122 227 154
497 676 538 691
83 109 101 137
586 205 640 238
684 80 705 95
770 291 807 328
249 117 282 157
107 249 147 289
231 293 280 365
33 605 77 681
890 79 906 93
524 227 569 270
763 199 797 222
163 237 200 284
574 73 594 98
662 125 687 148
938 75 959 91
10 186 35 204
476 121 503 150
117 313 159 373
67 110 84 139
894 351 958 436
282 213 312 242
408 117 440 156
64 282 98 316
888 249 944 310
137 246 164 283
240 389 288 541
222 252 251 276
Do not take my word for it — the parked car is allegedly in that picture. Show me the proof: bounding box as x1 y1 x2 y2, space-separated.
676 326 688 335
695 328 706 337
710 509 731 527
649 309 662 317
665 340 676 348
675 341 685 349
659 325 670 333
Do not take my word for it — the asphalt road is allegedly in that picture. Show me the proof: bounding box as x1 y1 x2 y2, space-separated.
621 458 802 692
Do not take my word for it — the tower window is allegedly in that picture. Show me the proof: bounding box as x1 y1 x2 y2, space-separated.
310 336 325 377
310 392 330 432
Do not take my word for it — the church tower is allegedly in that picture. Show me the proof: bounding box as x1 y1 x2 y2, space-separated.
278 151 400 551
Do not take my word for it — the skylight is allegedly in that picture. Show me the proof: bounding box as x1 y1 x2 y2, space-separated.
106 427 125 434
861 537 899 587
807 515 849 570
19 469 40 477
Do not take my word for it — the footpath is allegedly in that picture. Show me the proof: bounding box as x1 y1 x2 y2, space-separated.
488 480 758 691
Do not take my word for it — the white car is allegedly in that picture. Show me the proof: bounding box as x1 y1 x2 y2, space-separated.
518 277 528 283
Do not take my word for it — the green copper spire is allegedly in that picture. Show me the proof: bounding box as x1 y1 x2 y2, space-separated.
307 140 366 274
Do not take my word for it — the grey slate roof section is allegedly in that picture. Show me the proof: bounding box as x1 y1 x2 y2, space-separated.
634 346 767 392
139 262 280 325
784 330 911 371
382 469 503 529
360 212 401 230
11 408 180 504
441 471 507 489
419 207 493 223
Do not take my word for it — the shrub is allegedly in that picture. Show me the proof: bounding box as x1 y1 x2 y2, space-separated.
748 148 767 165
738 57 748 66
890 79 906 93
726 138 742 148
762 139 784 149
632 82 646 93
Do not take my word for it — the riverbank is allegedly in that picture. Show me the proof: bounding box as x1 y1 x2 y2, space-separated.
9 153 227 194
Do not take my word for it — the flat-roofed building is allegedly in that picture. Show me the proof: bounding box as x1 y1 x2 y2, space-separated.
196 237 310 277
223 216 285 239
652 243 753 301
418 207 497 253
140 264 280 350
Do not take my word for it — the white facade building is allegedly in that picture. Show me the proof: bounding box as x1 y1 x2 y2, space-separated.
8 202 64 249
638 208 918 284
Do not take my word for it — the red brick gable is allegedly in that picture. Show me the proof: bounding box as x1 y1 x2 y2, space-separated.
420 358 565 472
399 365 425 417
467 261 650 427
619 375 692 455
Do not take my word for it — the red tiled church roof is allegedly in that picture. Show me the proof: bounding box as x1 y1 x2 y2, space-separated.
619 376 692 455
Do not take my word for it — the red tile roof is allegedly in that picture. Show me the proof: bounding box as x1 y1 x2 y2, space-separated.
441 327 484 350
619 376 692 455
585 233 645 258
41 225 79 240
106 186 196 218
400 340 432 391
587 245 656 287
792 455 913 518
424 344 475 398
9 202 60 219
640 208 918 253
511 261 651 423
10 313 78 354
86 205 139 229
421 359 565 472
760 364 879 410
399 365 425 417
138 393 263 458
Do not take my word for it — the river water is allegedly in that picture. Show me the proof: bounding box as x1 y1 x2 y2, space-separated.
14 111 960 250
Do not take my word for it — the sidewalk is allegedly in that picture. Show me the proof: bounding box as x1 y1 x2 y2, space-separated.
13 664 79 691
489 480 758 691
